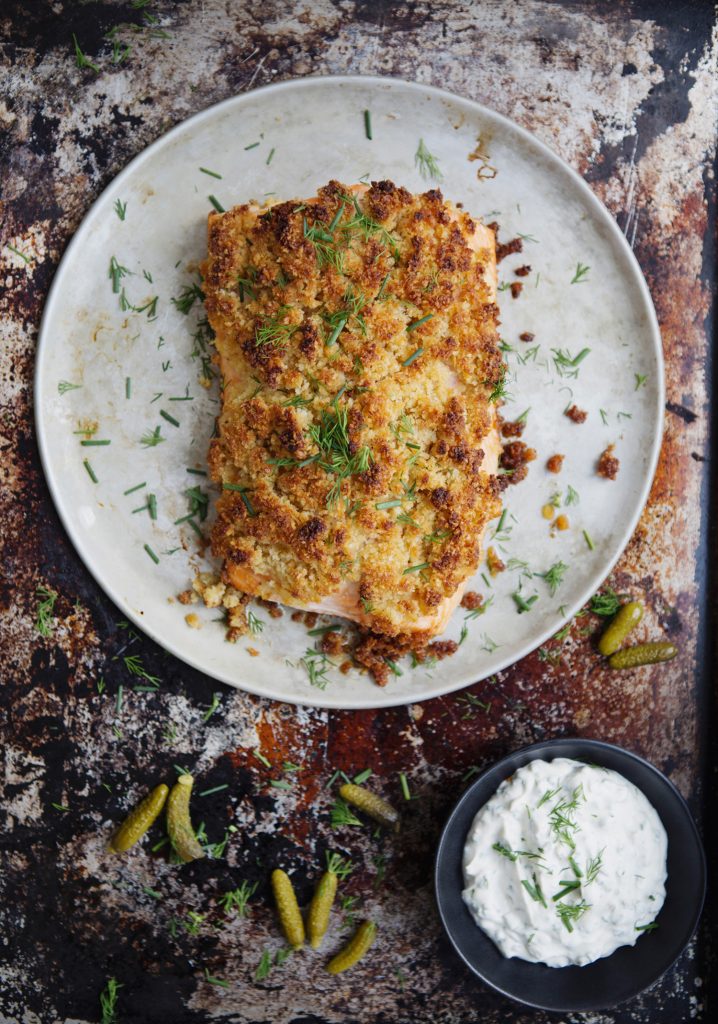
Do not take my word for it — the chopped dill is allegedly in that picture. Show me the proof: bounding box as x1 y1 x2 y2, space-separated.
570 262 590 284
99 978 122 1024
537 561 569 596
556 898 590 932
307 399 372 505
35 586 58 637
551 347 591 379
255 305 297 348
218 880 258 916
114 198 127 221
108 256 131 294
415 138 443 181
330 797 363 828
72 33 100 73
172 281 204 314
140 425 165 448
247 610 264 636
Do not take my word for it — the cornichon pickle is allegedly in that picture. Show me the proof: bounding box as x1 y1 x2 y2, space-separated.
166 774 205 863
110 783 169 853
271 869 305 949
339 783 400 832
609 642 678 669
308 853 353 950
326 920 377 974
598 601 644 656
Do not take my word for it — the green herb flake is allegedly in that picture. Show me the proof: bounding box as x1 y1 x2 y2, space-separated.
364 109 372 140
330 797 363 828
159 409 180 428
406 314 433 332
199 166 222 179
521 873 548 908
114 198 127 221
99 977 122 1024
202 692 221 723
208 195 225 213
537 561 569 597
219 880 258 916
556 899 590 932
551 347 591 379
570 262 590 284
35 586 58 637
402 346 424 367
83 458 98 483
172 281 204 315
415 138 443 181
512 590 539 613
72 33 100 73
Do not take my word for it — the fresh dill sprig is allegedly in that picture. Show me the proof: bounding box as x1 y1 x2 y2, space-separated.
537 561 569 597
122 654 160 688
551 347 591 379
340 193 400 260
589 588 625 617
330 797 363 828
556 898 590 932
99 978 122 1024
140 426 165 448
218 880 258 916
35 586 58 637
548 785 584 850
485 371 509 403
565 485 580 506
247 610 264 636
307 400 372 505
303 216 344 271
114 199 127 221
172 281 204 315
72 33 100 73
634 373 647 390
58 380 82 395
537 786 561 808
415 138 443 181
585 850 604 884
570 262 590 284
492 842 542 862
299 647 333 689
108 256 131 294
255 305 297 348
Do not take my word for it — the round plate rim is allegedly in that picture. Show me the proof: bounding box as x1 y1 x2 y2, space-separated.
434 737 707 1011
34 74 665 709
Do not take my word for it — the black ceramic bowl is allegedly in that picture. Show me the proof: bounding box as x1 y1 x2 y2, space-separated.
434 738 706 1012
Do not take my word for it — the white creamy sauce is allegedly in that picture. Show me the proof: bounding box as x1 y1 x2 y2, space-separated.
462 758 667 967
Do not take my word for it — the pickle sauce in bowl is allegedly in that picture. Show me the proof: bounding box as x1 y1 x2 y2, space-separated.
434 738 706 1011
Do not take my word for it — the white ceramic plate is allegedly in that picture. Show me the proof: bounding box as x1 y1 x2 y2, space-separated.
35 76 663 709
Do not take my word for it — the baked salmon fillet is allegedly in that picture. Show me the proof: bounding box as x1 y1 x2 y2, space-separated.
200 180 504 645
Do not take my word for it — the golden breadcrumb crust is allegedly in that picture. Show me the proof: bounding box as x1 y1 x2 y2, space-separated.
201 180 503 640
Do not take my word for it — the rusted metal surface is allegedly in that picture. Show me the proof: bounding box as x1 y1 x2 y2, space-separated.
0 2 715 1022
